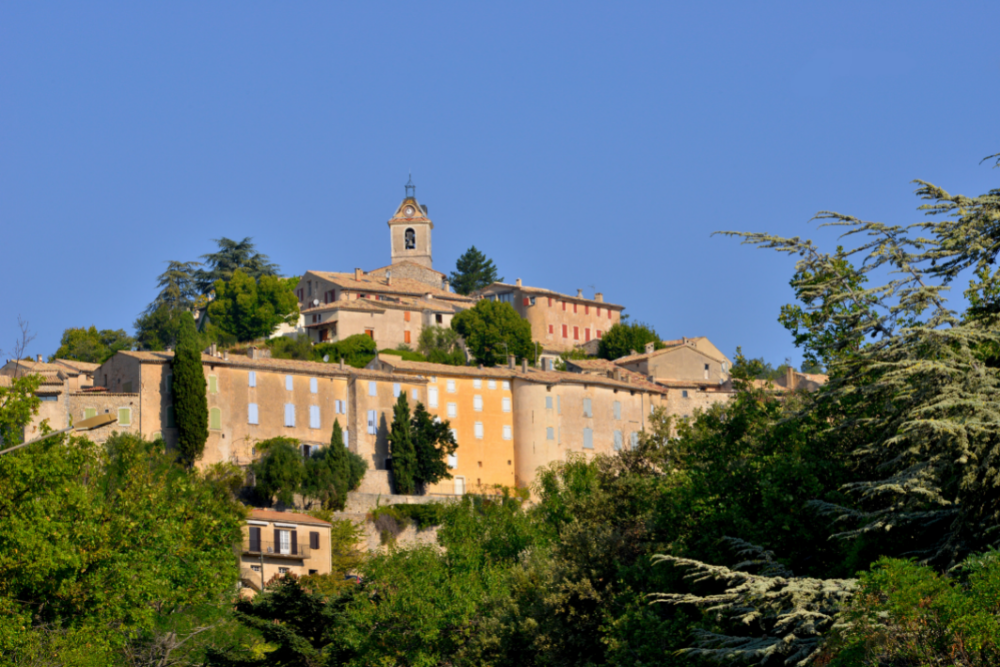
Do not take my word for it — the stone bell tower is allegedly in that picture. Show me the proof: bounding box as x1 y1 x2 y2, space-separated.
388 175 433 269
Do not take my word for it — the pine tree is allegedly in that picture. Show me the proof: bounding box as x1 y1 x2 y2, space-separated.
411 402 459 493
172 312 208 466
387 393 417 495
449 246 502 295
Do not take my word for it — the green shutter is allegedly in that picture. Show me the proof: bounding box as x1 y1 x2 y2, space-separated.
118 408 131 426
84 408 97 420
210 407 221 430
209 376 218 394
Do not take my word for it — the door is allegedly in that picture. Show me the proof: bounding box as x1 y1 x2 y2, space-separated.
454 477 466 495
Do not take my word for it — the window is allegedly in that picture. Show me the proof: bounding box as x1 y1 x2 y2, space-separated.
405 227 416 249
597 329 602 339
548 324 554 334
284 404 295 427
474 422 484 439
548 297 553 307
585 305 589 315
285 375 293 391
473 395 483 412
310 531 320 549
206 375 217 394
546 427 555 440
502 425 512 440
334 399 345 414
278 566 290 574
523 296 530 306
251 564 261 573
364 328 374 339
473 378 482 389
614 430 623 451
367 410 377 434
562 324 568 338
545 396 553 410
502 381 510 390
208 407 221 430
573 303 578 314
248 527 261 552
248 371 256 387
84 407 97 420
596 307 601 317
447 402 457 418
583 428 593 449
248 403 259 425
682 390 689 398
118 408 131 426
165 405 175 428
585 328 590 342
411 389 419 401
446 379 456 393
435 313 443 324
428 387 439 408
404 310 411 322
309 405 320 429
165 373 172 396
573 326 579 340
447 453 458 469
309 377 317 394
393 383 401 398
613 401 621 420
630 432 639 450
404 330 411 344
583 398 592 417
369 381 377 397
343 428 349 447
562 301 566 311
608 309 612 319
488 379 496 390
454 477 466 495
502 396 511 412
557 395 561 414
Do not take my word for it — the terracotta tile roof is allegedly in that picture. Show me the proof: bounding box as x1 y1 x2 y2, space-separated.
52 359 100 373
367 261 446 278
304 270 472 304
248 508 331 526
472 282 624 310
374 357 667 395
302 295 460 317
114 350 422 383
1 359 72 377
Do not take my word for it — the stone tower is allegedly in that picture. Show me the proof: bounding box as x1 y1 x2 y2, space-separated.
388 176 433 269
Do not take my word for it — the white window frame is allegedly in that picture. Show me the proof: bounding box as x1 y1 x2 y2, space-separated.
614 430 623 451
502 424 512 440
488 380 496 390
473 395 483 412
278 529 291 555
411 389 419 401
446 379 456 393
613 401 622 420
473 378 482 389
343 428 350 447
502 397 511 413
447 402 457 418
447 453 458 469
546 396 553 410
502 381 510 391
583 427 593 449
546 426 555 440
393 383 401 398
367 409 377 434
583 398 592 418
474 422 484 439
428 386 439 408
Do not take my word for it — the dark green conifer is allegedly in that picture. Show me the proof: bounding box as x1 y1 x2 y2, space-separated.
411 402 458 493
387 393 417 495
172 312 208 466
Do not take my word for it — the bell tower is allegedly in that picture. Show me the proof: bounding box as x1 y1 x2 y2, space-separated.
388 175 434 268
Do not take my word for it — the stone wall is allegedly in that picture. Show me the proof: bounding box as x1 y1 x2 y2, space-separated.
68 392 141 441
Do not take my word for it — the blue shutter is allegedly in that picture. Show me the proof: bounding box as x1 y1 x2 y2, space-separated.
285 404 295 427
583 428 593 449
248 403 259 425
310 378 318 394
309 405 320 429
248 371 256 387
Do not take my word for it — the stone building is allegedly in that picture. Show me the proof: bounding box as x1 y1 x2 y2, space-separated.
240 508 332 595
472 280 625 363
613 337 732 385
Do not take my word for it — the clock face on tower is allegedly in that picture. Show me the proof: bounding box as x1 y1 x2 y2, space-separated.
404 206 415 217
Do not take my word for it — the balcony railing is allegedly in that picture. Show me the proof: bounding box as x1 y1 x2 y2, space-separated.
242 539 311 559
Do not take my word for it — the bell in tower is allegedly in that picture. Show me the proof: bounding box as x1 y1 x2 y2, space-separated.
387 175 434 269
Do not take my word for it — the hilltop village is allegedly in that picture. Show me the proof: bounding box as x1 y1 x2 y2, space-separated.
2 184 825 588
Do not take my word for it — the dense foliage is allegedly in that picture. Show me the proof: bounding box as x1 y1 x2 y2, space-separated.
451 298 533 367
386 394 459 495
449 245 502 295
49 325 134 363
387 392 418 494
417 324 466 365
597 320 664 360
252 432 367 510
172 312 209 466
195 237 280 295
207 269 299 342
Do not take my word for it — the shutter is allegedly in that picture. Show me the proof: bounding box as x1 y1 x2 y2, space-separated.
166 405 175 428
84 408 97 420
614 430 623 450
310 378 318 393
286 375 293 391
291 530 298 555
118 408 130 425
343 428 349 447
310 405 320 429
369 381 377 396
249 371 256 387
310 531 320 549
274 528 280 550
285 404 295 427
249 526 261 552
584 428 593 449
248 403 258 425
210 408 221 430
393 383 401 397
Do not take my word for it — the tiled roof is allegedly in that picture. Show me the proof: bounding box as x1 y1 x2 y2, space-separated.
53 359 100 372
374 357 667 395
304 270 472 303
368 261 446 278
472 282 624 310
1 359 72 377
613 337 731 365
114 350 423 383
248 508 331 526
301 295 460 317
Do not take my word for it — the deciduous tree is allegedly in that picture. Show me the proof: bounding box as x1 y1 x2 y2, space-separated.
206 270 299 342
195 237 280 295
451 299 532 367
597 321 663 360
49 325 134 364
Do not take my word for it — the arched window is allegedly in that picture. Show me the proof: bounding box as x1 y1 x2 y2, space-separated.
405 228 416 249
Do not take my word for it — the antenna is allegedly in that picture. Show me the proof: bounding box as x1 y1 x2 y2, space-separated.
312 299 320 307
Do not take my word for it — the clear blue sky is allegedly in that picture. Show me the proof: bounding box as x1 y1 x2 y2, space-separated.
2 2 997 366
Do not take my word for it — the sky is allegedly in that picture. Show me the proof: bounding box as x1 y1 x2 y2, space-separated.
2 1 998 366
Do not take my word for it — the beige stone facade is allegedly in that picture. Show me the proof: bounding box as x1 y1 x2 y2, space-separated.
614 337 732 385
240 508 332 594
472 280 624 357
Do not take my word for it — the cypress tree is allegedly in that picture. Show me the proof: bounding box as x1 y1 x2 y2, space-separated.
411 402 458 493
172 312 208 466
387 393 417 495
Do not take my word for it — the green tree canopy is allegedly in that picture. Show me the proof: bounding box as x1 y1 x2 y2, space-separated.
596 321 664 360
48 326 134 364
313 333 378 368
195 237 280 295
451 299 532 367
411 401 458 493
206 270 299 342
387 393 417 495
251 437 305 507
301 420 368 510
449 245 503 295
417 325 465 365
146 260 201 314
172 312 208 466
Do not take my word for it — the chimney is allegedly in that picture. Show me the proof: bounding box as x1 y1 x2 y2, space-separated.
644 342 655 354
339 357 345 370
576 289 583 298
516 278 522 287
223 350 229 361
521 359 528 373
36 354 42 363
442 278 450 292
629 349 638 356
386 270 392 285
786 366 796 390
508 354 516 369
354 268 363 281
594 292 603 302
478 363 484 370
614 368 622 381
248 346 257 360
